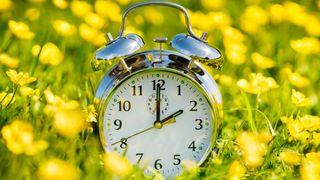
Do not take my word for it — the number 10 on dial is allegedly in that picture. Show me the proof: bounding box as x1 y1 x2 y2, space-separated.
100 69 216 178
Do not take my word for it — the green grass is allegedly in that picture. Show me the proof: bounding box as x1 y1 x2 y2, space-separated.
0 0 320 179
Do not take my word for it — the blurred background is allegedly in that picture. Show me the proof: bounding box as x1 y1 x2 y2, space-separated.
0 0 320 179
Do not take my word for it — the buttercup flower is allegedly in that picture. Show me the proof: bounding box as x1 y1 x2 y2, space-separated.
25 8 40 21
20 86 40 97
228 160 246 180
79 23 105 46
95 0 121 22
288 72 310 88
84 12 106 29
299 115 320 132
38 158 78 180
0 92 15 108
8 20 35 39
251 52 275 69
237 73 278 94
240 5 268 34
39 43 64 66
6 69 37 86
1 120 48 155
0 0 12 11
104 152 132 176
85 104 97 123
52 0 69 9
52 20 76 37
268 4 285 24
300 152 320 180
290 37 320 55
70 0 92 18
291 89 311 107
201 0 224 10
0 53 19 68
279 150 301 165
236 131 272 169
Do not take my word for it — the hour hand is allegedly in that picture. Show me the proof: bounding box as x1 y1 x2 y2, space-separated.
154 109 183 129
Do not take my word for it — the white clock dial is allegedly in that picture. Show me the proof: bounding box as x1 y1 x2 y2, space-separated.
102 69 214 178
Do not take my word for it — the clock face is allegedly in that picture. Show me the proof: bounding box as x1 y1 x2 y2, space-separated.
101 69 214 178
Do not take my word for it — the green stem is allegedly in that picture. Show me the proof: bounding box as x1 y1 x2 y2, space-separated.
5 85 19 109
241 91 257 132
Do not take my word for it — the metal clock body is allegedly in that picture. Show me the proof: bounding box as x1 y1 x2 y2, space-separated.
93 2 224 178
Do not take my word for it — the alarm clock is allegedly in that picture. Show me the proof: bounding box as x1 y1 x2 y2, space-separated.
93 2 223 178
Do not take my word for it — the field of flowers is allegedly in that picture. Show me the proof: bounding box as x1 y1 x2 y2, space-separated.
0 0 320 179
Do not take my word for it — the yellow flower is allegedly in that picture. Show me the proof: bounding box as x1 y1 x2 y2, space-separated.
218 74 233 86
283 2 305 26
79 23 105 46
304 14 320 36
54 109 87 137
291 89 311 107
20 86 40 97
1 120 48 155
85 104 97 123
25 8 40 21
299 115 320 132
144 7 164 26
181 159 198 172
236 131 271 169
52 0 69 9
268 4 285 24
8 20 35 39
228 160 246 180
240 5 268 34
0 53 19 68
237 73 278 94
43 89 80 114
290 37 320 55
279 150 301 165
117 0 131 5
222 26 246 42
52 20 76 37
38 158 78 180
208 12 232 30
6 69 37 86
201 0 224 10
288 72 310 88
0 0 12 11
70 0 92 18
103 152 132 176
251 52 276 69
84 12 106 29
32 44 41 57
95 0 121 22
0 92 15 108
280 116 293 124
39 43 64 66
300 152 320 180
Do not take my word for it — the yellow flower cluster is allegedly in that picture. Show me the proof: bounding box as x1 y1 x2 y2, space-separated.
222 27 247 65
237 73 278 94
236 131 272 169
291 89 311 107
228 160 246 180
44 90 86 137
52 0 68 9
8 20 34 40
6 69 37 86
20 86 40 97
281 115 320 143
300 152 320 180
268 2 320 36
189 11 231 32
103 152 132 176
38 158 78 180
279 150 301 165
0 92 15 108
0 53 19 68
1 120 48 155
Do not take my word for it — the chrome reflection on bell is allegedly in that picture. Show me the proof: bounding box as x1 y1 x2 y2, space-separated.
94 33 144 61
171 33 224 69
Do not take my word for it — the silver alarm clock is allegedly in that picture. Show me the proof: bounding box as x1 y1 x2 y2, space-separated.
93 2 223 178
